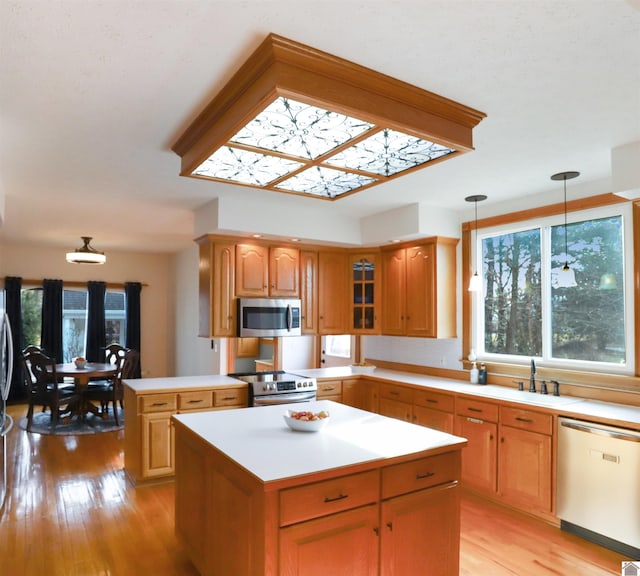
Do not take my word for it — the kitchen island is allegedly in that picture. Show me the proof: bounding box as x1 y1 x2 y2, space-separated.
172 400 467 576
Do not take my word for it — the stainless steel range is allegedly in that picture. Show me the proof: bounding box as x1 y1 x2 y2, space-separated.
229 370 317 407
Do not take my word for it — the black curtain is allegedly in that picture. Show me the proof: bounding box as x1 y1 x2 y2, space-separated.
5 276 26 402
41 279 63 363
86 281 106 362
125 282 142 378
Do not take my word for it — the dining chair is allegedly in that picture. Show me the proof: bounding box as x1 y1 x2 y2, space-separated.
23 349 82 431
85 348 139 425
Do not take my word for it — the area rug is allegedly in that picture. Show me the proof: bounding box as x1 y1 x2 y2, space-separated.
18 408 124 436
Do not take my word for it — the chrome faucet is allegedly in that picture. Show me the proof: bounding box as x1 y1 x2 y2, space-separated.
529 359 536 393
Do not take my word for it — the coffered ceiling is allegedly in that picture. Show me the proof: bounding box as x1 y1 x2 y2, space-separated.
0 1 638 254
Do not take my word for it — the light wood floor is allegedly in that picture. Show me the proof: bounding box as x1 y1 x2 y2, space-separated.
0 404 628 575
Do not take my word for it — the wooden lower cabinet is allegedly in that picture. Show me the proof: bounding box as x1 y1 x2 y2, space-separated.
380 483 459 576
316 379 342 403
280 504 379 576
124 385 247 485
141 411 174 478
341 378 378 413
497 407 553 515
174 421 462 576
378 383 413 422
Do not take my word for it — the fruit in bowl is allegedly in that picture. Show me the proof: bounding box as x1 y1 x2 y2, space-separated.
283 409 330 432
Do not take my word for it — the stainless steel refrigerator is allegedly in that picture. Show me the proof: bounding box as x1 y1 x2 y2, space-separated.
1 299 15 512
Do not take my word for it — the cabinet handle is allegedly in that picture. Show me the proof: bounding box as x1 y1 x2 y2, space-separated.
223 396 236 401
151 402 168 407
515 417 533 423
416 471 435 480
324 493 349 503
187 399 203 404
386 522 393 531
390 391 400 397
373 527 379 536
426 399 438 404
467 407 483 413
324 387 335 392
466 417 484 424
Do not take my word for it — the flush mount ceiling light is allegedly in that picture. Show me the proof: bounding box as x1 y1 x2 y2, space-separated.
466 194 487 292
551 171 580 288
66 236 106 265
173 34 486 200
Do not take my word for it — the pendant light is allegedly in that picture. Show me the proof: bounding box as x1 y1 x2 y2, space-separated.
551 171 579 288
466 194 487 292
66 236 106 265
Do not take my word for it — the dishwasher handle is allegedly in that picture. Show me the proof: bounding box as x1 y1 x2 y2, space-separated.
560 419 640 443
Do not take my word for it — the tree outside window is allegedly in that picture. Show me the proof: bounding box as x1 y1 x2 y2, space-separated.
479 214 626 368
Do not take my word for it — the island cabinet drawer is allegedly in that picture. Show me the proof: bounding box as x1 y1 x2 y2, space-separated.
213 388 247 407
379 383 413 404
381 452 459 499
279 470 379 527
317 379 342 397
413 389 455 412
456 397 499 422
500 406 552 435
139 393 177 413
178 390 213 411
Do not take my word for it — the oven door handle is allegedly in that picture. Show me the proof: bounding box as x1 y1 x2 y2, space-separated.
253 392 316 406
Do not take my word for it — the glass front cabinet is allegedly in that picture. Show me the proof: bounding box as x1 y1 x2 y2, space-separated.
350 253 379 333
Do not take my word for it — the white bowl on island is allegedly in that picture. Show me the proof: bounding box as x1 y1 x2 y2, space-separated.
283 409 330 432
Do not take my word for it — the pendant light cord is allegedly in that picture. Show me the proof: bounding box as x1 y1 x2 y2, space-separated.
563 176 568 266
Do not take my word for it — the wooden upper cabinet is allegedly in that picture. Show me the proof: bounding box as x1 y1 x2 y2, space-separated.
381 248 406 335
299 250 318 334
318 250 348 334
235 244 269 297
235 243 299 298
197 238 235 338
349 252 380 334
270 246 299 297
381 237 458 338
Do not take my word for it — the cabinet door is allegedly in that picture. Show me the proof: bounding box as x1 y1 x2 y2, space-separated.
413 405 454 433
279 504 379 576
212 242 236 337
455 415 497 494
235 243 269 297
270 246 299 297
235 337 259 358
350 253 379 333
379 398 413 423
381 248 406 335
318 251 347 334
380 482 459 576
498 425 552 513
197 239 235 337
141 412 174 478
299 250 318 334
405 243 435 337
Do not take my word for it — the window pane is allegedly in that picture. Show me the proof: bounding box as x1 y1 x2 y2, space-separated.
63 290 87 362
21 288 43 347
106 291 126 346
551 216 625 363
482 228 542 356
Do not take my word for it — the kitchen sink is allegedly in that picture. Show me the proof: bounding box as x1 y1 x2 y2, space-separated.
476 385 585 407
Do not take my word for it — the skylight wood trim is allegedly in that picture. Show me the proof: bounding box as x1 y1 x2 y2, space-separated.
172 33 486 197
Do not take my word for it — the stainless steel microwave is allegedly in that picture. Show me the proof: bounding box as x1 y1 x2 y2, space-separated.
237 298 302 337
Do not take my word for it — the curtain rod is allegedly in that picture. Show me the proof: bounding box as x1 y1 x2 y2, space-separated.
17 279 148 290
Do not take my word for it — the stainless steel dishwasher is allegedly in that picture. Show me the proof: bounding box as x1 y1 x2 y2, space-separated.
557 417 640 558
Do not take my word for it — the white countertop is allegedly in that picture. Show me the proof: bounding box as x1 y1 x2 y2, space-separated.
293 367 640 427
172 399 467 484
123 374 244 393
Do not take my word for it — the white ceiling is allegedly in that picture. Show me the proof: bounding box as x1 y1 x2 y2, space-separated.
1 0 639 254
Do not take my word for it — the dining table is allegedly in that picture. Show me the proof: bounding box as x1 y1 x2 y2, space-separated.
55 362 118 419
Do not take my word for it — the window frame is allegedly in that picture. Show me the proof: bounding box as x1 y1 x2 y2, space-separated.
461 193 640 392
472 204 632 374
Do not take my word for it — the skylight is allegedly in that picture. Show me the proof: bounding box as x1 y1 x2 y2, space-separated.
173 34 486 200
